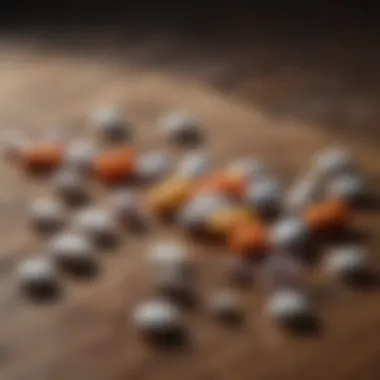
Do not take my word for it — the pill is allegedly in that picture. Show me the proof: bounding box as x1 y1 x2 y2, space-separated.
226 158 269 182
266 289 310 322
148 242 190 272
27 198 65 231
17 257 58 291
325 246 368 278
327 173 368 204
162 111 201 144
246 178 283 214
92 106 129 141
133 299 181 335
135 151 172 183
109 189 141 220
75 208 116 242
52 169 89 203
177 152 211 179
64 139 97 174
93 147 137 185
304 199 349 233
314 147 354 178
50 232 94 267
2 131 29 161
229 220 269 258
21 143 64 173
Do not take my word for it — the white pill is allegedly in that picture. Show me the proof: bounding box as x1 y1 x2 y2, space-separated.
208 290 240 318
266 289 310 322
178 192 231 231
52 170 88 201
226 158 269 181
75 208 116 240
328 173 368 203
28 198 65 230
133 299 181 334
162 111 200 143
270 217 310 250
148 242 189 271
50 232 94 266
246 178 283 212
109 189 140 219
286 173 321 213
135 152 172 182
64 139 96 173
92 107 129 141
325 246 367 277
177 152 211 179
17 257 57 289
314 147 354 178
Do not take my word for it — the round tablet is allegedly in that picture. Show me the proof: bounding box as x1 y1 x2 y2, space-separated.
50 232 94 266
270 217 310 251
92 107 129 141
135 152 172 182
75 208 116 241
246 178 283 214
27 198 65 231
177 152 211 179
17 257 57 290
109 189 140 219
266 289 310 322
162 111 200 144
325 246 367 277
64 139 97 173
314 147 354 178
2 131 29 161
148 242 189 271
328 173 368 204
52 170 89 203
133 299 181 335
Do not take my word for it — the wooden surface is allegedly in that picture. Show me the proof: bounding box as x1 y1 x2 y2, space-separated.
0 35 380 380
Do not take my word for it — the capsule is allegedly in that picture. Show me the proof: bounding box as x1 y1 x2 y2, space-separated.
229 220 269 259
92 146 137 185
303 199 350 233
21 143 65 173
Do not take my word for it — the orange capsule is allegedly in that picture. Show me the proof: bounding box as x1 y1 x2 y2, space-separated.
303 199 350 233
22 143 64 172
93 147 137 185
229 220 269 259
146 177 195 216
196 171 247 198
208 207 254 238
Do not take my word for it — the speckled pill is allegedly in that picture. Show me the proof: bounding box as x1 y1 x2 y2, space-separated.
92 106 129 141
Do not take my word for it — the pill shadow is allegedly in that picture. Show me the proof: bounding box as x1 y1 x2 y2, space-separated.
215 311 245 329
160 288 199 311
324 226 369 246
282 314 323 338
354 194 380 212
60 192 92 209
344 269 380 291
60 260 101 281
170 130 205 148
22 283 63 304
145 327 191 351
122 217 151 236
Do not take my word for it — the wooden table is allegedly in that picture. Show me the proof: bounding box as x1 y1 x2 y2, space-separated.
0 26 379 380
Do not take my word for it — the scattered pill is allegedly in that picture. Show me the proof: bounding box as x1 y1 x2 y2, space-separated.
135 151 172 183
314 147 354 178
148 242 190 273
27 198 65 232
177 152 211 179
2 132 29 161
328 173 368 204
50 232 94 268
133 299 181 335
75 208 117 243
270 217 310 251
246 178 283 215
92 107 129 142
109 189 142 221
52 169 89 203
162 111 201 144
325 246 368 278
266 289 310 323
64 139 97 174
17 257 58 291
21 143 64 173
226 158 268 182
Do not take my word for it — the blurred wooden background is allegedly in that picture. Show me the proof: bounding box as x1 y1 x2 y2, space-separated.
0 3 380 380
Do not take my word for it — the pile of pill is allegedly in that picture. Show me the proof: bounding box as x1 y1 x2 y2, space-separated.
3 106 374 343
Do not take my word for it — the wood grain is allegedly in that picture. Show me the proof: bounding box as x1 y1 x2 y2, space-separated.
0 38 379 380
